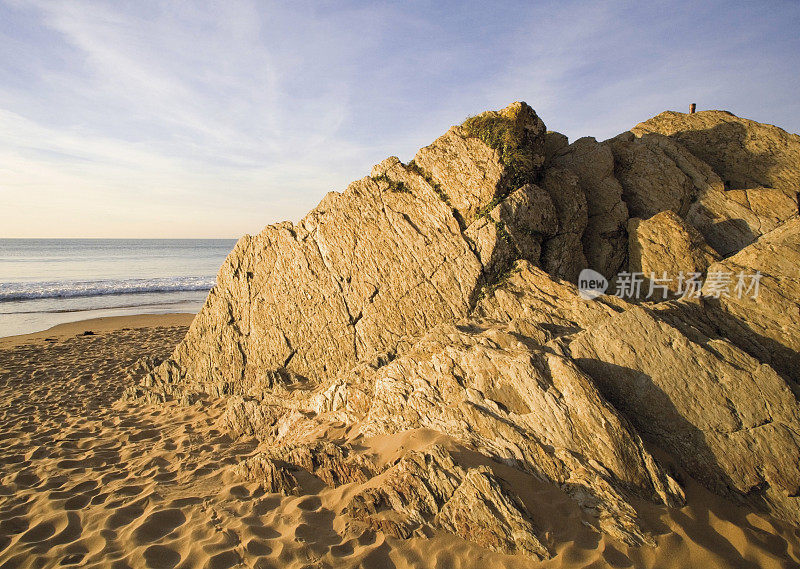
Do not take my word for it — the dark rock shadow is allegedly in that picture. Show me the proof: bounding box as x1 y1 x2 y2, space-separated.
572 358 771 517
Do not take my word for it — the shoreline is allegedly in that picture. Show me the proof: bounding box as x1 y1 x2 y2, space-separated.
0 312 195 347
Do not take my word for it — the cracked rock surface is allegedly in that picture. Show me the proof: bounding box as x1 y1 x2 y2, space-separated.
125 103 800 557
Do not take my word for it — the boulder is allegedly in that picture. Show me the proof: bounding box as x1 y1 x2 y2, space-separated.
346 445 550 558
539 167 589 281
142 103 548 397
358 319 683 544
700 217 800 381
543 130 569 162
632 109 800 194
473 260 625 335
414 101 547 224
569 305 800 523
608 131 723 220
628 210 720 297
550 137 628 279
685 185 798 256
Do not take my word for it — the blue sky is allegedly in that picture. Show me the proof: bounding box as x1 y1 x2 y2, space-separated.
1 0 798 238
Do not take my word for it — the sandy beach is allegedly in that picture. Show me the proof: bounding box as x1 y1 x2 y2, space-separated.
0 315 798 569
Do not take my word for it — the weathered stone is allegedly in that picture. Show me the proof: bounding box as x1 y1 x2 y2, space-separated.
632 109 800 193
544 130 569 162
414 101 547 224
346 445 550 559
608 131 723 220
357 318 683 544
489 183 558 255
569 305 800 523
539 167 589 281
223 395 284 439
700 217 800 381
144 103 548 401
474 260 625 335
685 185 798 256
466 182 559 271
628 210 720 297
233 454 299 495
550 137 628 278
435 467 547 558
128 102 800 553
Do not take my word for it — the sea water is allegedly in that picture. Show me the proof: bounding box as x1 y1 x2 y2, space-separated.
0 239 236 337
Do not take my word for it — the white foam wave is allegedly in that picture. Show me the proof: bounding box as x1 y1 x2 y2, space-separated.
0 276 216 301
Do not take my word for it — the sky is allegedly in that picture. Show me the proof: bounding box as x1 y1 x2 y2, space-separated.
1 0 798 238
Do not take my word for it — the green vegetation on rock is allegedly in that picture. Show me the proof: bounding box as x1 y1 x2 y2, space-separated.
462 111 538 191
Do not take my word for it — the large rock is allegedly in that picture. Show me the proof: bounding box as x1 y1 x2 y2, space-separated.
632 109 800 193
569 305 800 523
628 210 720 297
700 217 800 381
539 167 589 281
143 103 548 396
125 102 800 554
685 185 798 256
357 319 683 544
465 183 558 273
608 131 723 220
630 110 799 255
473 260 625 335
346 445 550 558
414 101 547 225
549 137 628 279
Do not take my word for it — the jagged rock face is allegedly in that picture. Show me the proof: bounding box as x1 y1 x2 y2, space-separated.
473 261 625 334
539 167 589 281
701 217 800 381
629 110 800 256
686 184 798 256
550 137 628 279
126 102 800 556
415 101 547 225
357 316 683 544
152 103 548 393
608 131 723 220
347 445 549 558
569 304 800 523
237 442 550 558
632 110 800 194
628 210 720 295
465 182 558 275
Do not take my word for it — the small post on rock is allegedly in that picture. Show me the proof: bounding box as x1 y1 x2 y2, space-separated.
690 103 696 114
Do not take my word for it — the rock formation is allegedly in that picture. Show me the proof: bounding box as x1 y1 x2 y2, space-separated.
126 102 800 557
628 210 720 296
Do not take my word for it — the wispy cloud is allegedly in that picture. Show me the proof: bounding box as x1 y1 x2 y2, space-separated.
0 0 798 237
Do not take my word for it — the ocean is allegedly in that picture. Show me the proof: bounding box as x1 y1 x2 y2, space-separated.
0 239 237 337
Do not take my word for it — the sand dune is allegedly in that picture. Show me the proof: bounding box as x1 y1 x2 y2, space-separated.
1 317 799 568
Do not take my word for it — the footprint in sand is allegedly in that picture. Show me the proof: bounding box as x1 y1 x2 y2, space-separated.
132 509 186 544
245 538 272 556
105 503 144 530
205 550 241 569
143 544 181 569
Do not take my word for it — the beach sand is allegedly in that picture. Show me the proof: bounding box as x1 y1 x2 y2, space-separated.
1 316 799 569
